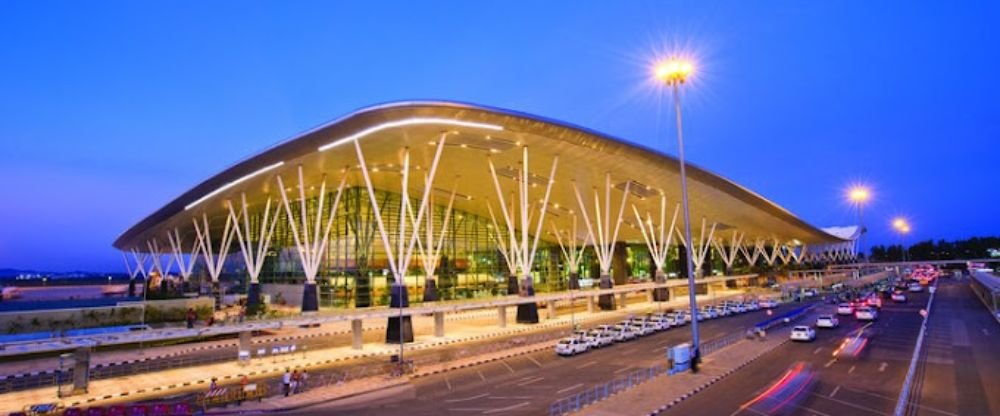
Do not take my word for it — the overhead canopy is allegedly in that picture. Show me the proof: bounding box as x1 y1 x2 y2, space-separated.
114 100 849 251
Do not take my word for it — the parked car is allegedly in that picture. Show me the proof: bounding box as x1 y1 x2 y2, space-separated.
648 314 672 331
855 307 878 321
583 329 614 348
670 311 690 325
759 299 779 309
837 303 854 315
790 326 817 342
701 306 719 319
555 337 590 356
746 301 760 311
629 319 656 336
816 315 839 328
612 323 637 341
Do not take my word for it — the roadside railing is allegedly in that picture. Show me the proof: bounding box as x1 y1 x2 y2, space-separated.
893 281 937 416
548 364 670 416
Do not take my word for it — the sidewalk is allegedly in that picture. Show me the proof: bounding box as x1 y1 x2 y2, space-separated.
581 324 796 416
0 292 744 415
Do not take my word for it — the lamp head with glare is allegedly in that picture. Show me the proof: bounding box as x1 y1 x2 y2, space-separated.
654 58 694 85
847 186 870 204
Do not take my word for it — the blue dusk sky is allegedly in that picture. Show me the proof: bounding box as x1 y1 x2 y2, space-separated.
1 1 998 272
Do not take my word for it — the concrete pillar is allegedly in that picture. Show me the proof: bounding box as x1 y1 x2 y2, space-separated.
586 296 595 313
647 290 654 303
351 319 363 350
547 300 557 319
434 312 445 337
239 331 252 353
619 292 628 309
498 306 507 328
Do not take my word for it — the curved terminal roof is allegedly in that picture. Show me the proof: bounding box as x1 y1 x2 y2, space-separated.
114 101 849 250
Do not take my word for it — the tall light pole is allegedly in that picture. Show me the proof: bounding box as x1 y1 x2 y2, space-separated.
654 57 701 367
848 186 871 262
892 217 911 262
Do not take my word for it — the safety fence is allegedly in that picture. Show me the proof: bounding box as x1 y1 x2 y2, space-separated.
548 364 670 416
893 281 937 416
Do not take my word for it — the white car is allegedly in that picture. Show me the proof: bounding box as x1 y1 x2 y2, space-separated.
612 323 637 341
908 284 923 293
746 301 760 311
855 307 878 321
629 320 656 336
713 305 731 317
648 314 672 331
891 292 907 302
555 337 590 356
583 329 614 348
802 289 818 298
759 299 779 309
837 303 854 316
790 326 817 342
816 315 839 328
670 311 689 325
701 307 719 319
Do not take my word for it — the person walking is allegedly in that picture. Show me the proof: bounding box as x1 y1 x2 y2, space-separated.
186 308 195 329
282 368 291 397
299 370 308 392
291 370 300 395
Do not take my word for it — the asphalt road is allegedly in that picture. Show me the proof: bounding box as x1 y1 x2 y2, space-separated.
286 302 797 416
662 287 942 416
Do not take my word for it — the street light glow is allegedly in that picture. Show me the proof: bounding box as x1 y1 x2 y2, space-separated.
847 186 870 204
654 58 694 85
893 217 911 234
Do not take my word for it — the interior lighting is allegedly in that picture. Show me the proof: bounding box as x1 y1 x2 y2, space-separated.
318 117 503 152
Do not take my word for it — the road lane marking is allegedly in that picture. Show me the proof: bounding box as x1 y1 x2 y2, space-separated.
526 355 543 368
445 393 489 403
824 358 837 368
878 362 888 372
575 361 598 369
445 376 453 390
813 347 823 355
477 370 486 382
449 408 488 412
614 366 633 374
557 383 585 394
483 401 530 414
516 376 544 386
500 360 515 374
848 365 856 374
811 392 888 415
829 385 840 398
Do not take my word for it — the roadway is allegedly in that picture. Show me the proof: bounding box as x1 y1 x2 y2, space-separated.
661 286 944 416
281 301 802 416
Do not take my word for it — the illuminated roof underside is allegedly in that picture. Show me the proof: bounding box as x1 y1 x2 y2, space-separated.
114 101 849 250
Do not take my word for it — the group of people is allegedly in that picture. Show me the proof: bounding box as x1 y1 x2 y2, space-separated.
282 368 309 396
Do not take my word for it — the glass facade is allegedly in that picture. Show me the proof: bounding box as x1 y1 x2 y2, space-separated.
215 186 705 309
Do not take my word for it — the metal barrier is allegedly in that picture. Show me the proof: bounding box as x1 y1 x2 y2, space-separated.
893 281 937 416
548 364 670 416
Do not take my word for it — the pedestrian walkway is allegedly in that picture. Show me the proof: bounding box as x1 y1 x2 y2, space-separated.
0 292 749 415
581 324 796 416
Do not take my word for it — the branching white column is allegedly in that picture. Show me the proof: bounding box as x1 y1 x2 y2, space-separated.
228 193 281 314
551 214 592 290
712 230 744 275
486 146 559 323
675 218 717 277
356 136 447 342
123 249 149 297
632 196 679 301
573 172 630 310
167 227 201 293
276 165 348 313
486 202 520 294
145 239 176 293
413 182 458 302
192 211 236 309
739 239 765 268
761 238 782 266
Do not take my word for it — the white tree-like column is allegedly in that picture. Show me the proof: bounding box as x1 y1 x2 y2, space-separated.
712 230 744 275
486 146 559 323
192 211 236 309
276 165 348 313
355 136 447 342
123 249 149 297
228 193 281 315
145 239 176 293
412 182 458 302
632 196 680 301
674 217 717 277
551 214 591 291
573 173 629 310
167 227 201 294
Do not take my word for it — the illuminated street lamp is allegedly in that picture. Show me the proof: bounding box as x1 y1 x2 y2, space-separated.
847 185 871 261
892 217 911 262
653 56 702 369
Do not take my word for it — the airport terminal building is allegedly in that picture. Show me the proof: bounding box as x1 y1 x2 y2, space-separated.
113 101 859 316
